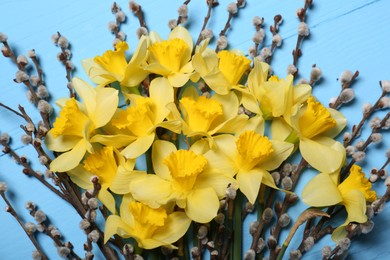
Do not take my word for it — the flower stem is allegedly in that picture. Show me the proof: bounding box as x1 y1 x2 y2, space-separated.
234 191 243 259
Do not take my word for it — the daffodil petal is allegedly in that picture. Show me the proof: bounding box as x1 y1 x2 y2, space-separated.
236 169 263 204
90 134 137 148
322 108 347 138
149 77 174 121
301 173 343 207
331 221 349 242
67 165 93 189
152 212 191 245
342 189 368 223
104 215 130 243
195 169 237 197
152 140 176 179
300 137 345 173
98 188 116 214
121 134 155 159
72 78 96 117
129 175 172 208
93 87 119 127
239 89 261 115
210 114 249 135
155 120 182 134
211 92 239 123
261 140 294 170
81 58 116 85
45 131 80 152
168 73 190 88
186 187 219 223
145 63 171 76
110 167 147 194
50 139 87 172
270 117 293 141
202 71 231 95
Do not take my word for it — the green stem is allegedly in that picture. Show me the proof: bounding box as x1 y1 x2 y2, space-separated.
145 148 153 174
276 244 287 260
234 192 243 260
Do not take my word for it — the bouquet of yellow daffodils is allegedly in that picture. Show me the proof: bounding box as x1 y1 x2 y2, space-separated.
1 1 389 259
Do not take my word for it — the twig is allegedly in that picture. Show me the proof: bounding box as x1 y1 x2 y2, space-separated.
344 88 387 147
194 0 214 47
129 1 147 29
265 15 282 64
0 102 24 118
291 0 313 77
1 139 66 200
176 0 191 26
329 71 359 110
0 191 49 260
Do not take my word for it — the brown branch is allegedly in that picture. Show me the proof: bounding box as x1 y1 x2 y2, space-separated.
344 89 387 147
330 70 359 110
1 140 66 201
0 102 24 118
176 0 191 26
194 0 214 47
0 192 49 260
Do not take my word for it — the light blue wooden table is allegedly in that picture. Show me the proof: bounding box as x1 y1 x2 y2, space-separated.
0 0 389 259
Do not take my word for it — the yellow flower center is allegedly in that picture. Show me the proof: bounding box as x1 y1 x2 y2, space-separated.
338 165 377 202
111 97 156 137
236 131 274 170
83 146 117 186
129 201 167 239
51 98 90 138
298 97 336 139
217 50 251 85
180 96 223 133
163 150 207 195
148 38 189 73
94 41 128 77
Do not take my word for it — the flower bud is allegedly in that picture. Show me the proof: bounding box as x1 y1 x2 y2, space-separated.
57 36 69 48
340 70 353 84
252 16 264 27
0 182 8 192
381 80 390 93
244 249 255 260
0 32 8 42
360 220 374 234
339 88 355 103
290 249 302 260
227 3 238 14
197 225 208 239
298 22 309 36
310 66 322 82
217 36 228 50
262 207 274 223
278 213 291 227
88 229 100 243
178 4 188 16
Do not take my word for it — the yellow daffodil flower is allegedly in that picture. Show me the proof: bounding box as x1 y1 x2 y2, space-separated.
90 77 181 159
272 96 347 173
128 140 237 223
167 85 251 147
146 26 195 87
302 165 376 241
66 146 146 213
82 37 149 88
192 43 251 95
45 78 118 172
202 130 294 204
104 194 191 249
248 61 311 119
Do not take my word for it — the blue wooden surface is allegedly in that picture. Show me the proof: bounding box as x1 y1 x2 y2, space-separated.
0 0 389 259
